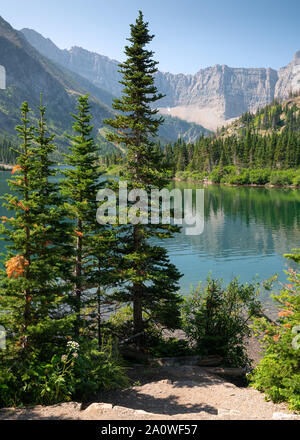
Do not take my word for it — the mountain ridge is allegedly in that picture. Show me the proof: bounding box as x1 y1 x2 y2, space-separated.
21 27 300 131
0 15 209 160
0 15 115 154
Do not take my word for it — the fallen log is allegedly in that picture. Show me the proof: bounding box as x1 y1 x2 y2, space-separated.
202 367 247 377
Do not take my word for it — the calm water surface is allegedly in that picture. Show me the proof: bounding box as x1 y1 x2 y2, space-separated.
1 171 299 305
160 180 300 304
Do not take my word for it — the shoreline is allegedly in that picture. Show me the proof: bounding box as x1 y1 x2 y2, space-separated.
2 164 299 189
172 176 300 189
102 167 300 189
0 163 13 171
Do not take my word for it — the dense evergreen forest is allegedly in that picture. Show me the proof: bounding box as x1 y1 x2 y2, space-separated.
104 95 300 186
0 136 17 165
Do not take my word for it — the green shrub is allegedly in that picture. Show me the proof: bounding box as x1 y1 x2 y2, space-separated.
249 169 271 185
0 340 79 407
227 172 250 185
250 251 300 411
73 337 128 401
208 168 222 183
292 172 300 187
147 337 194 358
0 338 128 407
181 277 262 367
269 171 293 186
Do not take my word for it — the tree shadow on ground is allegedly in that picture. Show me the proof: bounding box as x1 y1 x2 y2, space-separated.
93 388 218 416
0 404 82 420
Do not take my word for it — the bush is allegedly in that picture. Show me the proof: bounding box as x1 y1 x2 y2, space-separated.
292 172 300 187
105 305 192 358
209 167 222 183
269 171 293 186
227 171 250 185
181 277 262 367
73 337 128 401
0 338 128 407
147 337 194 358
250 251 300 411
249 169 271 185
0 340 80 407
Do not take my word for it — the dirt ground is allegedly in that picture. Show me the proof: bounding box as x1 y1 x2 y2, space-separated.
0 365 298 420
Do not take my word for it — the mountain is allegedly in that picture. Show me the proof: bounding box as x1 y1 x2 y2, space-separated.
219 92 300 139
20 27 210 142
21 28 300 131
0 16 116 155
0 14 208 162
156 66 279 131
275 51 300 99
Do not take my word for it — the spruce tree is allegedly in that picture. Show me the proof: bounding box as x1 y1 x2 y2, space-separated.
61 95 113 341
0 100 72 360
104 11 182 344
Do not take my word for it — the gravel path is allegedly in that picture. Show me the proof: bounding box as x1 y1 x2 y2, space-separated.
0 365 298 420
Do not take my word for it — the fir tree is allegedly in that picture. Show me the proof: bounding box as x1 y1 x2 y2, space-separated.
0 100 72 360
61 95 113 341
104 11 182 344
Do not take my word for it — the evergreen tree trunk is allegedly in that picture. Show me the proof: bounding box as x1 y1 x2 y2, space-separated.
133 225 143 339
74 219 83 338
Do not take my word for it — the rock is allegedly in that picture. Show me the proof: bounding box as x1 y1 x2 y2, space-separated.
84 403 113 414
198 355 223 367
272 412 300 420
153 355 202 367
202 367 247 377
218 408 241 417
275 52 300 99
134 409 157 416
112 405 135 415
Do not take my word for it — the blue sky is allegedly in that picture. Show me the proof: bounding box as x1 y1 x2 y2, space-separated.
1 0 299 74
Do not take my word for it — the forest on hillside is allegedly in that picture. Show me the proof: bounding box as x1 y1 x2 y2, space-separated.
104 97 300 187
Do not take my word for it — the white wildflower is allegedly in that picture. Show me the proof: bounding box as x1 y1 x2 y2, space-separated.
67 341 80 352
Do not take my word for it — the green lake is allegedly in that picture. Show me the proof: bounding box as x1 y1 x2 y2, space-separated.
0 171 299 306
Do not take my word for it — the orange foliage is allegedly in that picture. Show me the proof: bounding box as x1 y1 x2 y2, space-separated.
17 202 29 211
278 309 294 318
74 230 84 238
11 165 21 174
5 255 29 279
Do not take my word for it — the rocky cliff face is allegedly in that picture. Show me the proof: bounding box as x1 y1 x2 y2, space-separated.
275 51 300 99
20 28 299 131
156 65 278 130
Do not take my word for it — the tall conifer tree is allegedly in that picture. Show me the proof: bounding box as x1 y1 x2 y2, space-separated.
0 100 72 359
104 11 182 344
61 95 112 340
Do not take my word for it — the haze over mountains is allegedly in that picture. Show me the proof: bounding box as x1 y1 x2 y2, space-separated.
0 15 115 153
21 28 300 131
0 12 299 159
0 15 209 157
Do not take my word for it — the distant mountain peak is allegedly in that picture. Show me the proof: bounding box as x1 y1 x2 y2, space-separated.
18 25 300 131
0 15 114 150
294 50 300 63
